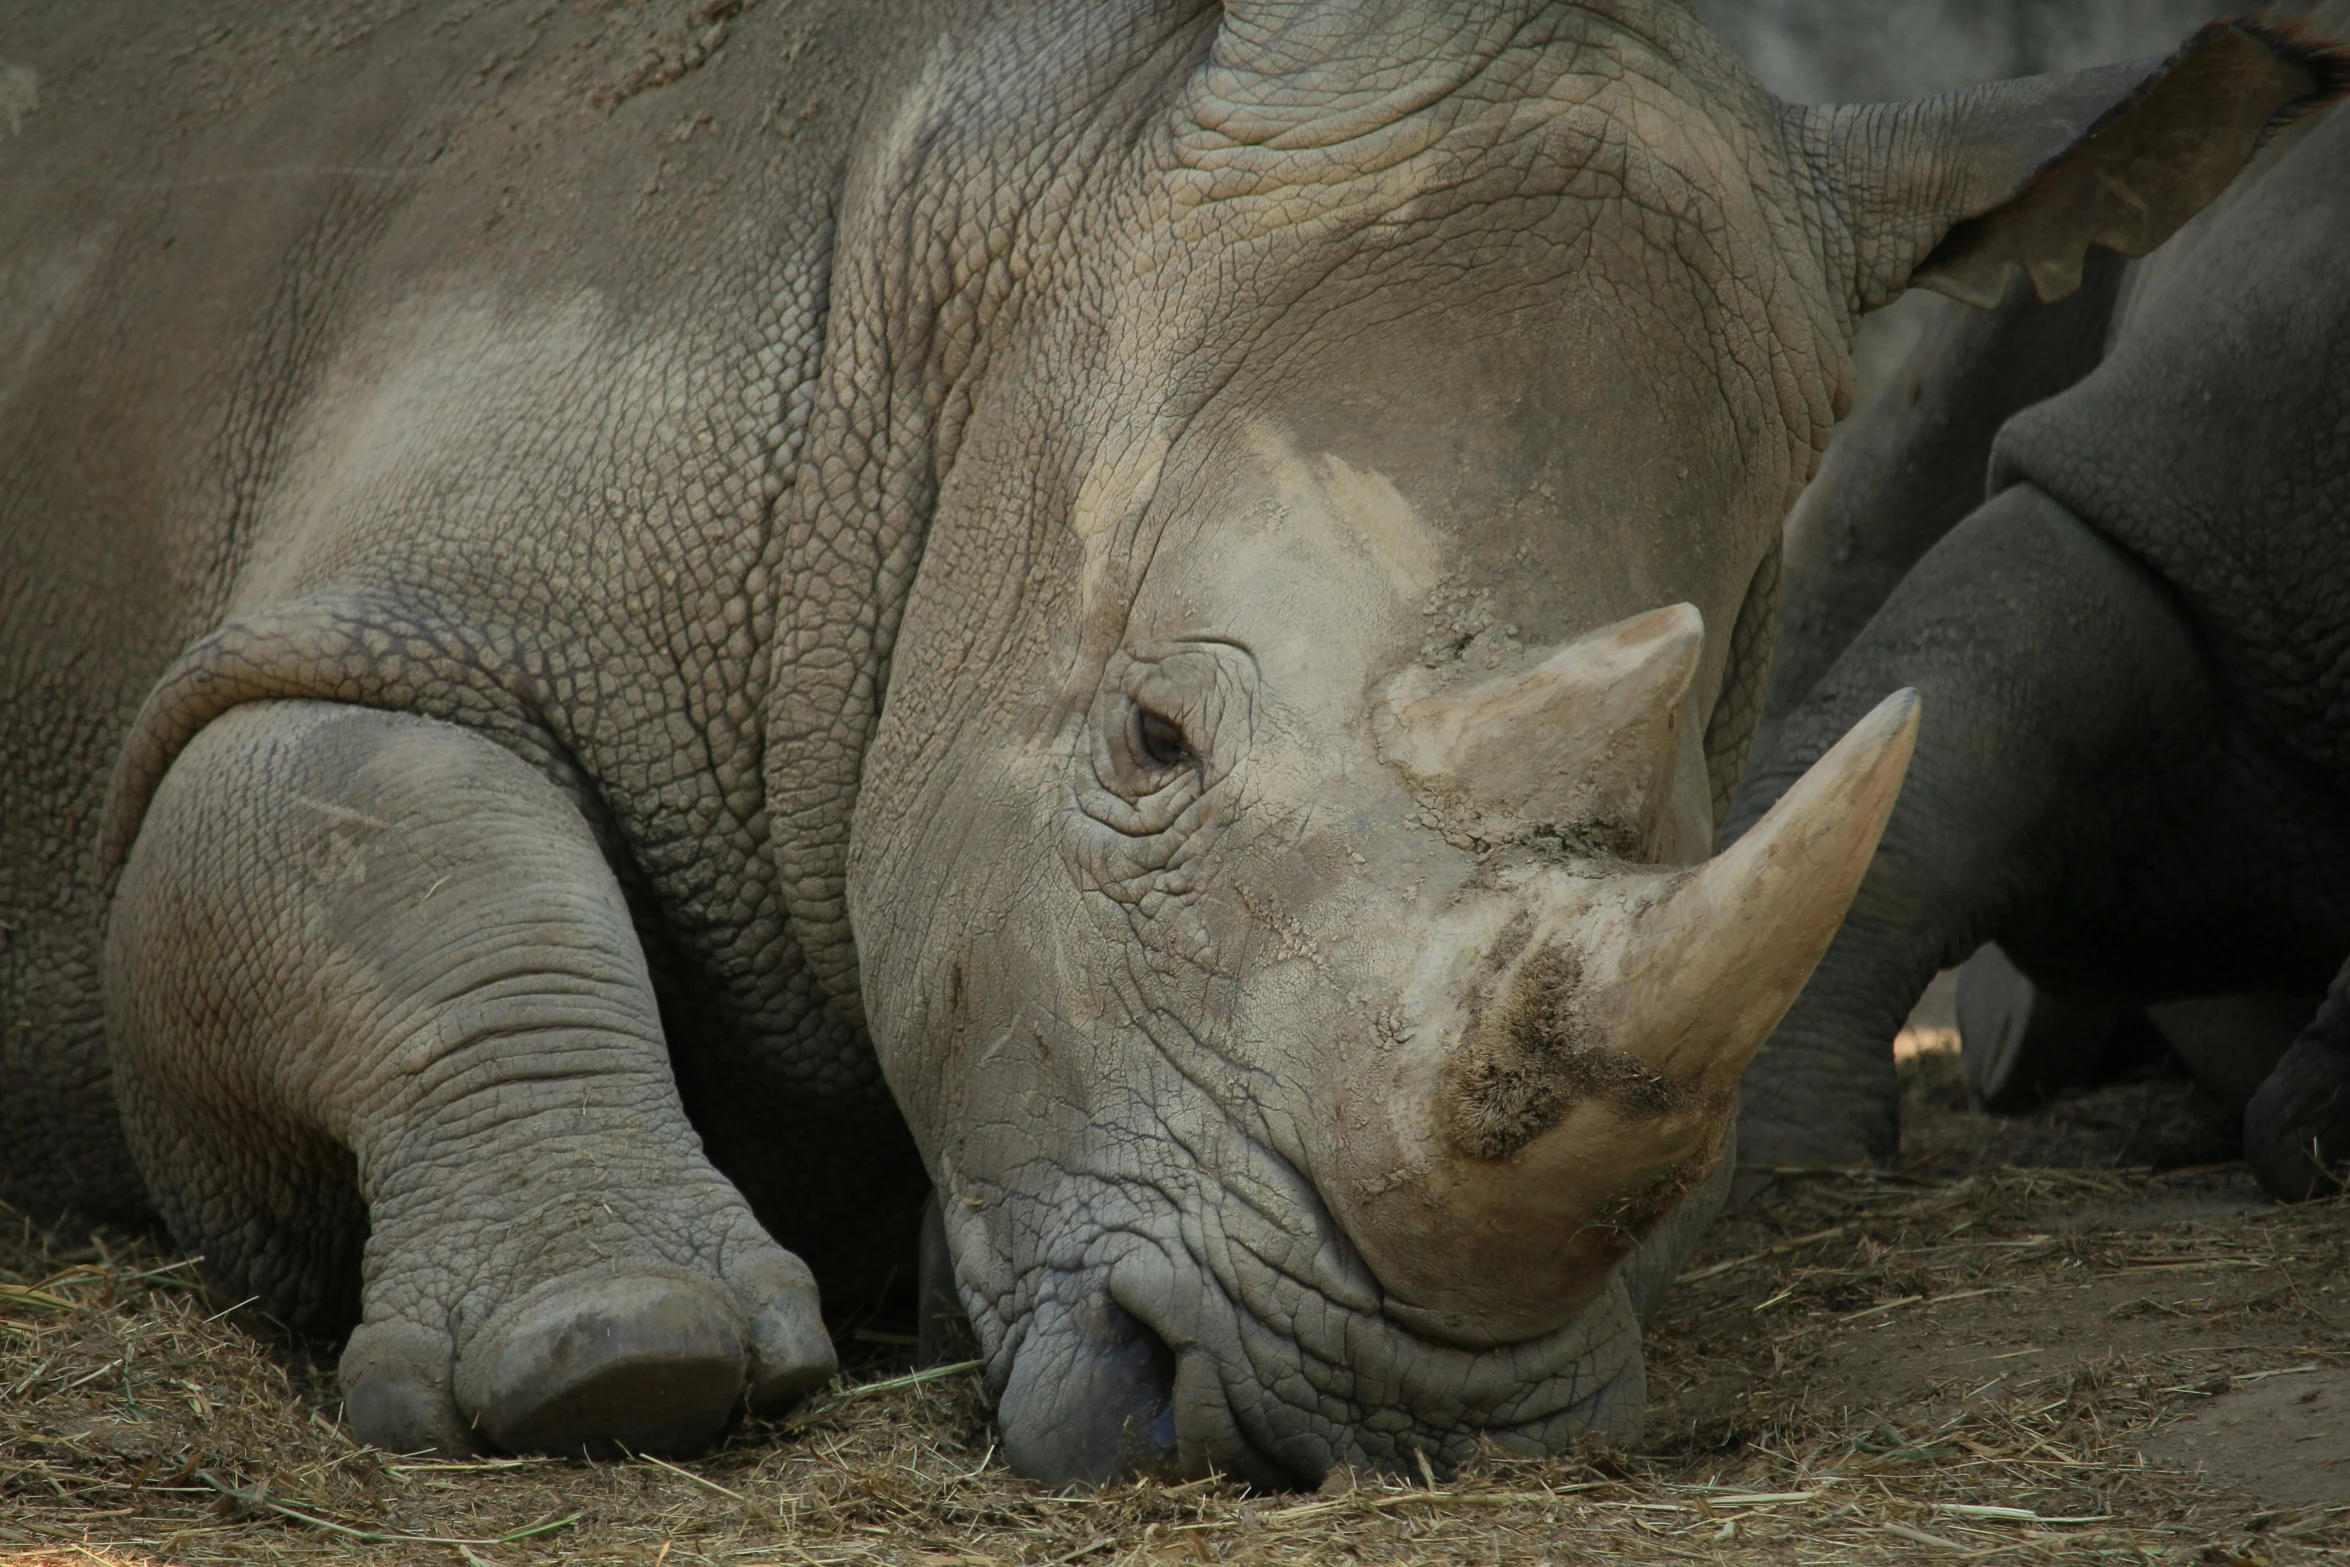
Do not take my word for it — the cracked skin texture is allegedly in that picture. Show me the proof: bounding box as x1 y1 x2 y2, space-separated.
1 0 2312 1488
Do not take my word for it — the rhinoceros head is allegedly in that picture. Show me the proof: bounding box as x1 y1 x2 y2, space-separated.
842 0 2335 1484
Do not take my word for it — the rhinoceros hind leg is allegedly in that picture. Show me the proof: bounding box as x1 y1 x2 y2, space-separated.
2245 967 2350 1202
105 700 836 1458
1730 484 2211 1179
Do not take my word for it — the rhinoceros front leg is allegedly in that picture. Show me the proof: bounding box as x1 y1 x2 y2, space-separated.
103 700 834 1455
1725 482 2217 1174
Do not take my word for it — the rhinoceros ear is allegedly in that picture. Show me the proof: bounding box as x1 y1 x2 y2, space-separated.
1792 19 2350 311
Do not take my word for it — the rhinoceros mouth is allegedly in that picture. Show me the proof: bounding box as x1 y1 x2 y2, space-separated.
955 1144 1649 1488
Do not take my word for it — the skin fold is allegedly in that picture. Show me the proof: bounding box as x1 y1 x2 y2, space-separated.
1 0 2334 1484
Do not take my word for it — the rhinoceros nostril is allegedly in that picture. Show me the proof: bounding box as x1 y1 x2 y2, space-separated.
996 1292 1178 1485
1105 1303 1179 1454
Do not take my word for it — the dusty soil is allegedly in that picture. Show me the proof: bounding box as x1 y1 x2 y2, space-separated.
1653 1036 2350 1535
4 1025 2346 1565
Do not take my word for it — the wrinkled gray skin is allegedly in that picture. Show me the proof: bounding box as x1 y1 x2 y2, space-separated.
1732 95 2350 1201
0 0 2321 1486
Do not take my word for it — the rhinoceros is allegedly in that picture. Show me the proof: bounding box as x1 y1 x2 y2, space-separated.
1 0 2336 1485
1733 64 2350 1205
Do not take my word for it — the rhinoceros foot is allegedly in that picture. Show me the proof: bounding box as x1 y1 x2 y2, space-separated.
461 1274 759 1455
2246 999 2350 1204
342 1256 835 1458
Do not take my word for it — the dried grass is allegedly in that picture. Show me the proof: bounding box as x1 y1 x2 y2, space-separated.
5 1035 2346 1565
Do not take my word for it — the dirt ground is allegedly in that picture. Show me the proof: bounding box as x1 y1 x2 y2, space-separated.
5 1016 2347 1566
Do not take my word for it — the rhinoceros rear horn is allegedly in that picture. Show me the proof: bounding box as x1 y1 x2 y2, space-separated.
1384 605 1704 852
1795 19 2350 312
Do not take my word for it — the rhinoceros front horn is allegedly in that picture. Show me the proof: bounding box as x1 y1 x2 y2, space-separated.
1435 686 1922 1177
1589 684 1922 1096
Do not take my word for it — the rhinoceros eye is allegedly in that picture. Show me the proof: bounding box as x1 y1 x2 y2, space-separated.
1083 649 1249 830
1133 706 1197 773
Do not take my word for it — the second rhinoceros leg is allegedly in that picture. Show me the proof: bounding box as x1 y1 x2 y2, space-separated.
103 700 834 1456
1724 483 2218 1174
2247 960 2350 1201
